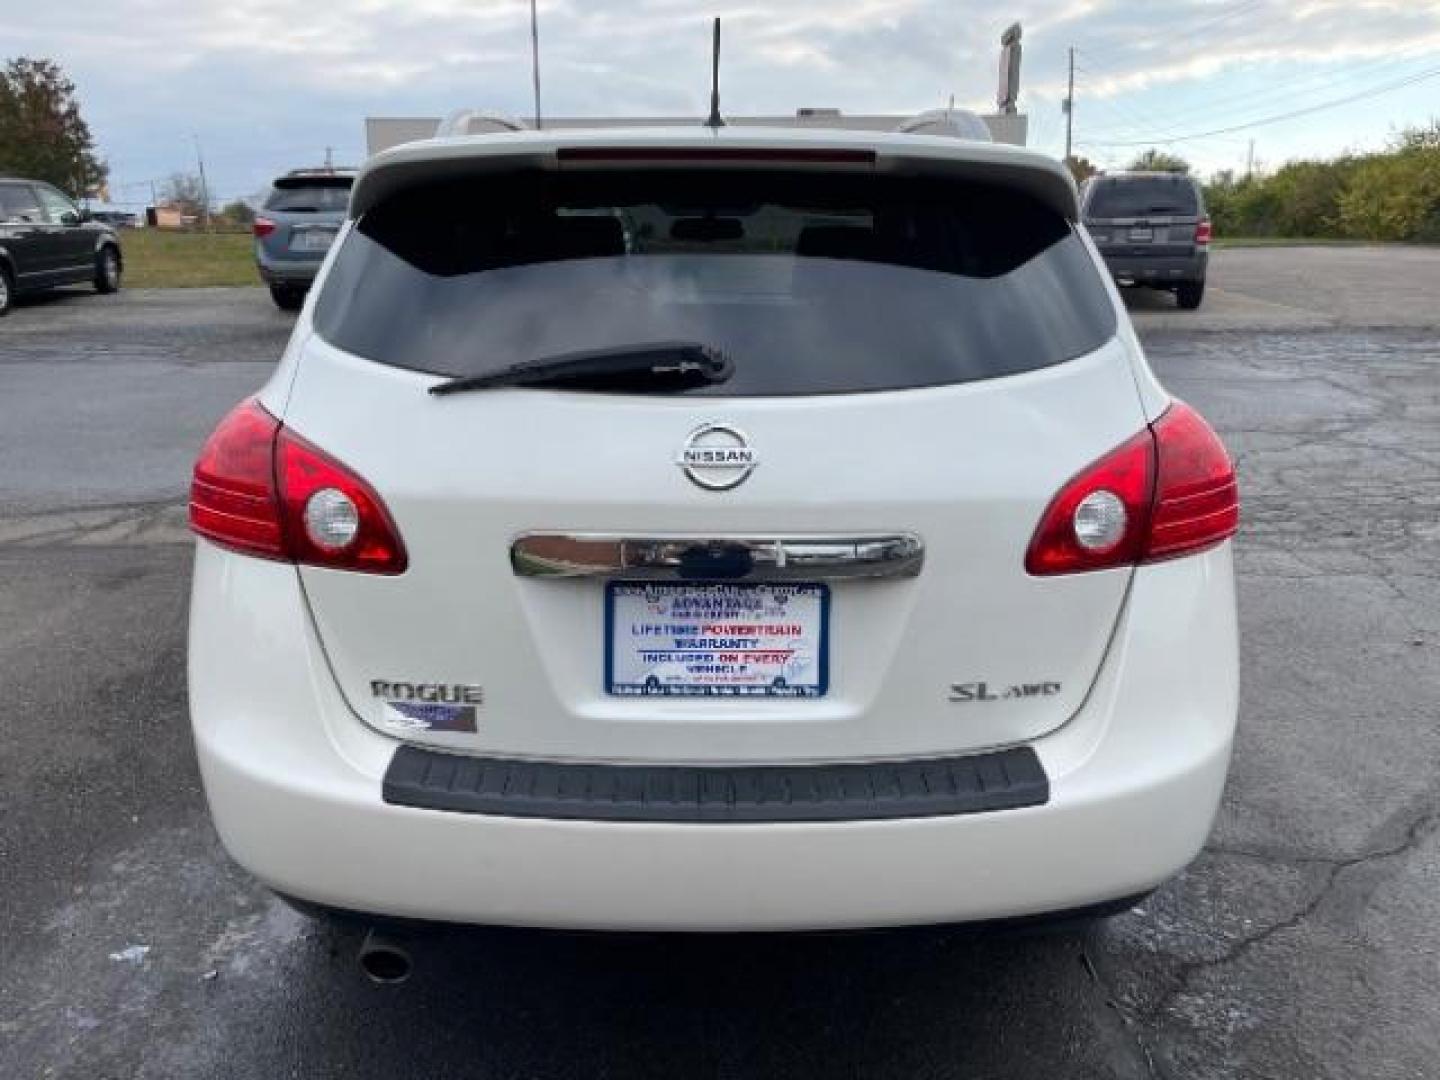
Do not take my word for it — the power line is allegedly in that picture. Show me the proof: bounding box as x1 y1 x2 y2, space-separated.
1079 62 1440 147
1076 48 1438 144
1179 0 1267 37
1070 0 1266 70
1071 66 1248 146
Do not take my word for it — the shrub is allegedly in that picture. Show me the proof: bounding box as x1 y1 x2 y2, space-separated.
1200 123 1440 242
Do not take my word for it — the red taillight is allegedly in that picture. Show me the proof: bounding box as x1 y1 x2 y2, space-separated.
1195 217 1212 246
1144 404 1239 562
252 217 276 238
190 399 285 559
189 399 407 574
1026 402 1237 576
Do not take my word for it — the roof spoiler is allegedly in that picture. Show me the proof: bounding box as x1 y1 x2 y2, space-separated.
353 132 1078 222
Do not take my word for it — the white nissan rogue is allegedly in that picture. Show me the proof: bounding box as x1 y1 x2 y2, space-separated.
187 126 1239 933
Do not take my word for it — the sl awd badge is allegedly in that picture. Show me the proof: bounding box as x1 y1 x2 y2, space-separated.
950 681 1061 703
677 422 757 490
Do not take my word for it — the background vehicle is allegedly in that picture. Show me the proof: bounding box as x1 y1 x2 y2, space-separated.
189 128 1239 935
252 167 355 311
1082 172 1210 309
0 176 122 316
89 209 140 228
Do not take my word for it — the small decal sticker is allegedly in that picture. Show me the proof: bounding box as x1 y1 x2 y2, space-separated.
382 700 478 733
370 680 483 733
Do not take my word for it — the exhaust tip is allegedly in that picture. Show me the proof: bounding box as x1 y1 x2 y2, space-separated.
358 929 413 985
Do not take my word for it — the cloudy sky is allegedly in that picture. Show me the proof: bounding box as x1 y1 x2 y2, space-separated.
8 0 1440 206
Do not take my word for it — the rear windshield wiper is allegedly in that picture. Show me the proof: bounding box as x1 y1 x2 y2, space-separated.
429 342 734 396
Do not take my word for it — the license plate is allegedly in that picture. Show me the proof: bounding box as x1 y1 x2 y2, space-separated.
606 581 829 697
292 228 336 252
1128 226 1154 242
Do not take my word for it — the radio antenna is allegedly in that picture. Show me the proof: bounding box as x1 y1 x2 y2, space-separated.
704 17 725 128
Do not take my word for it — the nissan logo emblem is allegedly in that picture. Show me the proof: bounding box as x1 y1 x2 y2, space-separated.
676 422 758 491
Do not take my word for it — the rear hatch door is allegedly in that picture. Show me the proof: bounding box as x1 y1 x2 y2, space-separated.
1085 174 1200 257
285 153 1145 765
258 175 352 262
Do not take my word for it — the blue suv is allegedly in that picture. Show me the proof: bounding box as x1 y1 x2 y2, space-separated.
253 168 355 310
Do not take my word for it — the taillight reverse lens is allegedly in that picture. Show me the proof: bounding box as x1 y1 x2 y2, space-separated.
1025 429 1155 576
275 426 408 573
189 398 407 574
1026 401 1237 575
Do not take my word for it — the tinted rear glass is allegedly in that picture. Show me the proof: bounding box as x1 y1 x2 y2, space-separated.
314 170 1116 396
1086 176 1199 218
0 183 43 221
264 179 352 212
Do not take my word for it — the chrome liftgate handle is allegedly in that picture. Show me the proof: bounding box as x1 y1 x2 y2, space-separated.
510 534 924 582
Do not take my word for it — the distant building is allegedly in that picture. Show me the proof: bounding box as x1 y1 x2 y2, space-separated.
146 206 186 229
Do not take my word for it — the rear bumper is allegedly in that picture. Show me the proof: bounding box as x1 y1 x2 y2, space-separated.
255 248 322 286
188 542 1238 931
1099 251 1207 284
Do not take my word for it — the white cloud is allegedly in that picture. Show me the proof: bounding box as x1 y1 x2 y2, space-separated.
5 0 1437 195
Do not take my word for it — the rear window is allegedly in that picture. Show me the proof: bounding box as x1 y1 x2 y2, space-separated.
264 178 352 212
0 182 43 222
1086 176 1199 219
314 170 1116 396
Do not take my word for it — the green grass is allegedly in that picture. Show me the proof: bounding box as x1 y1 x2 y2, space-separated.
1212 236 1377 249
120 230 257 288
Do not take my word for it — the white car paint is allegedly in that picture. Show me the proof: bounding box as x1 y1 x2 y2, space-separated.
189 541 1236 930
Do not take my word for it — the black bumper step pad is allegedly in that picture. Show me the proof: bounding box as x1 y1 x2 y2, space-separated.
383 745 1048 823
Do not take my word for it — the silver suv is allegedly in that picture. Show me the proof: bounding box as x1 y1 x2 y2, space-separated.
253 168 355 310
1082 172 1210 310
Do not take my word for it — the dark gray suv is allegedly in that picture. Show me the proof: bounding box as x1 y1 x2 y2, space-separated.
253 168 355 310
0 176 122 317
1082 172 1210 310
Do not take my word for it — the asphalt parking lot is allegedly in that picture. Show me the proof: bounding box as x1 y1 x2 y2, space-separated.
3 246 1439 1079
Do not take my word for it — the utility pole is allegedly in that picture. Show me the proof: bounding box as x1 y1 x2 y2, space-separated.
529 0 543 129
324 146 334 172
192 134 211 232
1246 139 1255 180
1063 46 1075 164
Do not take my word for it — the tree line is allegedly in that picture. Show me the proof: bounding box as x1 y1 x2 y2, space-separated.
1206 125 1440 242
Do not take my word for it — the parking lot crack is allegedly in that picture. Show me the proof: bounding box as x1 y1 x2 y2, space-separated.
1143 866 1335 1023
1158 805 1440 1020
1081 944 1170 1080
0 500 188 548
